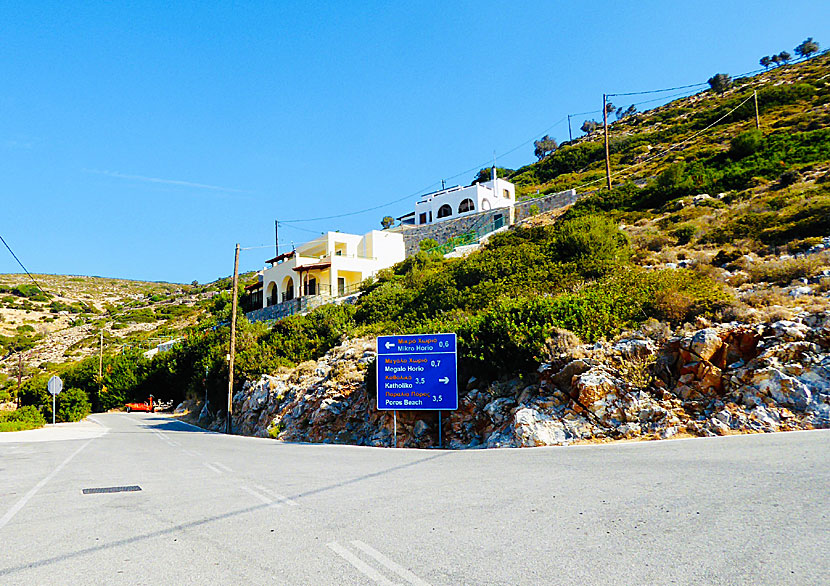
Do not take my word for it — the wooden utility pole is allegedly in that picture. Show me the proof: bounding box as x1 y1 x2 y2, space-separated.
98 329 104 382
567 114 573 142
603 94 612 190
275 220 279 257
17 353 23 408
753 90 760 130
226 243 240 435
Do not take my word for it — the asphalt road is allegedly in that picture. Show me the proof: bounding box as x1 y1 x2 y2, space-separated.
1 414 828 585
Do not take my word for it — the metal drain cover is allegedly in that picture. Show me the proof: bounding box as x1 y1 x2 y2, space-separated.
82 485 142 494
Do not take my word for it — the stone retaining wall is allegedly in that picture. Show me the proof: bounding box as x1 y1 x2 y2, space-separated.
393 188 581 256
514 189 579 222
394 208 510 256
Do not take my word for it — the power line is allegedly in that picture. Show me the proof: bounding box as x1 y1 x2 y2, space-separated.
608 80 708 97
280 180 442 223
280 55 805 227
0 234 48 296
569 92 756 194
281 116 573 225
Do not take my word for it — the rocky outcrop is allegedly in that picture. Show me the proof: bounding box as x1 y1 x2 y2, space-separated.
209 312 830 449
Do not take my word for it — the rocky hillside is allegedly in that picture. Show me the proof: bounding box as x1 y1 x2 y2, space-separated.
0 272 237 382
182 309 829 448
172 53 830 448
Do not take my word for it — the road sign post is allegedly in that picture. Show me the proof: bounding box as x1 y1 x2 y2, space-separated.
376 333 458 447
47 375 63 425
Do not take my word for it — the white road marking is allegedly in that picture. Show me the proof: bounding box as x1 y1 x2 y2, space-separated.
151 430 176 446
252 484 298 506
86 416 107 429
0 439 93 531
351 540 431 586
203 463 222 474
327 542 397 585
214 462 232 473
240 486 280 506
181 449 200 457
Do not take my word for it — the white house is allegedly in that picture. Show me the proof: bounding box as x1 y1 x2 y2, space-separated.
258 230 405 309
406 169 515 226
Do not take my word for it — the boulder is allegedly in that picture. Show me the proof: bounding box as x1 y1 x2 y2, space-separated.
483 397 517 426
510 407 570 447
688 328 723 361
613 338 655 360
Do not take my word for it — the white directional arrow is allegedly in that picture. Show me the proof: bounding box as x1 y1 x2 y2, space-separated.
385 342 395 349
439 377 449 384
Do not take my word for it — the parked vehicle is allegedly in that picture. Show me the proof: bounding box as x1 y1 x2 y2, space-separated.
125 396 154 413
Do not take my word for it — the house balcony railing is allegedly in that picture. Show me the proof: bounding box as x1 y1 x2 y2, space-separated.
246 282 364 323
318 252 376 261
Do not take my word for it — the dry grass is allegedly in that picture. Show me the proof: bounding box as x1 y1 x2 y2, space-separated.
745 254 826 285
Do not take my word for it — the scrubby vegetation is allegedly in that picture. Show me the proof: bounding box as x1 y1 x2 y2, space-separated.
0 405 46 432
4 46 829 420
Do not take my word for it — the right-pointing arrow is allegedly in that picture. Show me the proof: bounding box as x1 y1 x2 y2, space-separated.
438 377 449 384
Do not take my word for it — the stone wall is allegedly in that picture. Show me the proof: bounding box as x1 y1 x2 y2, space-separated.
394 208 511 256
393 188 581 256
514 189 579 222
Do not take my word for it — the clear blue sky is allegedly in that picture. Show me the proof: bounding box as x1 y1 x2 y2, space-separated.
1 1 826 283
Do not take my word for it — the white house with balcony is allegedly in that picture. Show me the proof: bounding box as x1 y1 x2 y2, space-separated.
403 170 515 226
257 230 405 311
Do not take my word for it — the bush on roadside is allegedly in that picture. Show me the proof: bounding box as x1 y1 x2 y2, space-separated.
56 387 92 422
0 405 47 432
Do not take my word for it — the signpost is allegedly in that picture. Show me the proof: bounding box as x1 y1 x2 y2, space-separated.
47 375 63 425
376 333 458 447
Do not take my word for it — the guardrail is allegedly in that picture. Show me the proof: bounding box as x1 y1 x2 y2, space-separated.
423 213 506 256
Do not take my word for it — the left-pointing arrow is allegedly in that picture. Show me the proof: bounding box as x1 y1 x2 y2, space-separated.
385 342 395 349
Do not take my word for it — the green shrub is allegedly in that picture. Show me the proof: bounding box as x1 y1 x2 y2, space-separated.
671 225 697 245
0 405 47 432
57 387 92 422
729 130 764 159
454 267 730 378
549 215 631 276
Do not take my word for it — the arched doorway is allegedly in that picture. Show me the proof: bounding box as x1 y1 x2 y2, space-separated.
266 282 278 306
437 204 452 219
458 198 475 213
282 276 294 302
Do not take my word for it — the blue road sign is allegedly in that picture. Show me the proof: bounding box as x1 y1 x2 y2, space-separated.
376 333 458 411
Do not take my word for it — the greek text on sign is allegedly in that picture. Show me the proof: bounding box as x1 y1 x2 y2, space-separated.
376 333 458 411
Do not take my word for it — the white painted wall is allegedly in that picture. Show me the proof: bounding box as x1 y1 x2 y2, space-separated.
413 178 514 225
259 230 405 308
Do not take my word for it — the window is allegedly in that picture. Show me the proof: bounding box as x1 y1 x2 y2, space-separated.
338 277 345 296
429 211 432 222
503 189 510 199
494 214 504 229
481 198 491 210
458 198 475 213
419 212 427 224
437 204 452 218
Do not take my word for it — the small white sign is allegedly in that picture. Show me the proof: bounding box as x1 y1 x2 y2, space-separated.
47 375 63 396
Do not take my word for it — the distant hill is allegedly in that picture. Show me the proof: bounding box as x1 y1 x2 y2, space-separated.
506 51 829 202
0 272 252 382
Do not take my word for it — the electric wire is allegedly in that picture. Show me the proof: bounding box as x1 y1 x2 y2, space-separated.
608 81 709 97
276 52 813 227
0 234 48 296
567 92 756 194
